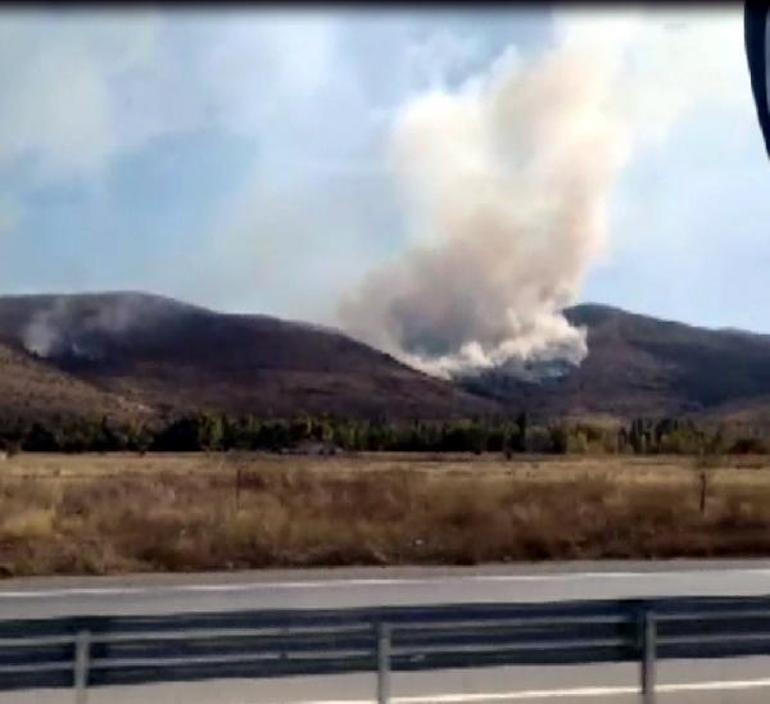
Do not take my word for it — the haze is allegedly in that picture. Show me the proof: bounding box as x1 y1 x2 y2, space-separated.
0 6 767 372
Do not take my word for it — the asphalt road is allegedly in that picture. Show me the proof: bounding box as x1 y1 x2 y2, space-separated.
4 560 770 702
3 559 770 618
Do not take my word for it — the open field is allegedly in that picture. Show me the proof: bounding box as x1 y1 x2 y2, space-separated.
3 452 770 577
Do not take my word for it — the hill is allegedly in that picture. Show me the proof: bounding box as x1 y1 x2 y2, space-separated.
0 341 153 425
460 303 770 426
0 292 499 422
3 293 770 428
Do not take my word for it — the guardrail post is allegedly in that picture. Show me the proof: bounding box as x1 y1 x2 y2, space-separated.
640 610 656 704
377 623 391 704
74 630 90 704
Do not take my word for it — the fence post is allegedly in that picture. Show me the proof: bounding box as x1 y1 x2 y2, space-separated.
377 623 391 704
74 630 91 704
640 610 656 704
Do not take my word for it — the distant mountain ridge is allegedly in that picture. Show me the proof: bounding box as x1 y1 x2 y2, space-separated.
0 291 499 422
461 303 770 426
0 292 770 427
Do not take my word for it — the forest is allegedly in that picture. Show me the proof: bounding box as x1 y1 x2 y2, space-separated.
0 412 765 456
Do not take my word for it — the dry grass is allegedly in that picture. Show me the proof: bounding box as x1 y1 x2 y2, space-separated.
2 452 770 577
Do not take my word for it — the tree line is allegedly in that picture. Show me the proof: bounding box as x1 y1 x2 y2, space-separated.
0 412 767 456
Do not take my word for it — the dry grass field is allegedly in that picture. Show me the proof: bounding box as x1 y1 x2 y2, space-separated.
2 452 770 577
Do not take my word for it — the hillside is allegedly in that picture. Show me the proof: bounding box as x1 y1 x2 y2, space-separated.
0 292 499 421
0 341 152 425
461 303 770 425
2 293 770 427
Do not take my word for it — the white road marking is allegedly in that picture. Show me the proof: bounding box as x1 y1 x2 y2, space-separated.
260 676 770 703
3 569 770 599
396 687 635 701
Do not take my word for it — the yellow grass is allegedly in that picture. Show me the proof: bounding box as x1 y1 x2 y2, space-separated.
1 508 55 540
1 452 770 577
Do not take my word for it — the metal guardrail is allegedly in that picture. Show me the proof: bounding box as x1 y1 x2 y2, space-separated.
2 595 770 703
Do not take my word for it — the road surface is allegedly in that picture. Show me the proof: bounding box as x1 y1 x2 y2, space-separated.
4 560 770 703
4 559 770 618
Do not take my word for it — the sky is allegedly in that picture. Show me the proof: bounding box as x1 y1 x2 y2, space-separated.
1 5 770 342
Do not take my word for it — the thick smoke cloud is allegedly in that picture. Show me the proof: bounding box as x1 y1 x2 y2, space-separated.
338 11 745 378
339 30 628 377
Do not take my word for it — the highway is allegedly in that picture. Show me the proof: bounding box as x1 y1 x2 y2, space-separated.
4 560 770 703
5 560 770 618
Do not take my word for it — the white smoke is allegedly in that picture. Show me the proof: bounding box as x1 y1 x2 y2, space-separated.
339 10 746 379
21 292 160 358
23 299 68 357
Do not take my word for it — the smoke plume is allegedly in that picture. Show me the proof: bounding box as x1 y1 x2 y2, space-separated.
22 292 167 358
339 12 735 379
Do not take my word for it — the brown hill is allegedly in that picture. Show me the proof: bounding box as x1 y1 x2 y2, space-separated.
0 292 499 421
0 341 152 425
3 293 770 428
461 303 770 426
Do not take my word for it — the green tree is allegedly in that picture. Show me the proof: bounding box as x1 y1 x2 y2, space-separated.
197 413 223 451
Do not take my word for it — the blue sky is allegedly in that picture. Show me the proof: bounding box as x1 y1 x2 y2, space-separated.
1 6 769 339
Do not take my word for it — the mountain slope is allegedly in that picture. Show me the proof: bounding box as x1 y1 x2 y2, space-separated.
462 303 770 423
3 293 770 426
0 341 153 424
0 292 500 421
